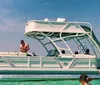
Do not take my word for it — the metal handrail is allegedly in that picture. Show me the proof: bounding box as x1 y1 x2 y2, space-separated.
1 56 16 68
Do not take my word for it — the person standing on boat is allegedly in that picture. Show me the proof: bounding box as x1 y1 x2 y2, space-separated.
79 74 92 85
20 40 30 53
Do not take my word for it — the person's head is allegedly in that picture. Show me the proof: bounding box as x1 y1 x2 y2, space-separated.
75 51 78 54
61 50 65 54
20 40 25 44
79 74 92 85
85 49 90 54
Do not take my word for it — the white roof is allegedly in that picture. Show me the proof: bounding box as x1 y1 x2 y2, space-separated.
25 20 88 34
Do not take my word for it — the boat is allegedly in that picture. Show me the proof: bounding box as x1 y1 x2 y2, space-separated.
0 18 100 81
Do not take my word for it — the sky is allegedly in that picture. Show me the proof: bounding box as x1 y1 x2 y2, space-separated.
0 0 100 55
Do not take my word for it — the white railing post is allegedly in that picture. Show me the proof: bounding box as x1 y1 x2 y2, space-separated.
89 58 91 69
27 56 31 68
40 57 43 68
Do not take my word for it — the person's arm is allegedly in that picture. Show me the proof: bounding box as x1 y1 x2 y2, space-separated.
25 44 30 51
20 44 26 52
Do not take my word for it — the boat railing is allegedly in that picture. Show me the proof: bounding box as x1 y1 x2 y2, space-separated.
0 56 16 68
0 55 97 70
0 52 26 57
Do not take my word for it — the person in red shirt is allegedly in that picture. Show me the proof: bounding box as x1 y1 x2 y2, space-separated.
20 40 30 53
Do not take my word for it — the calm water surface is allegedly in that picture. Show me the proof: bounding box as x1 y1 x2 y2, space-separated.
0 79 100 85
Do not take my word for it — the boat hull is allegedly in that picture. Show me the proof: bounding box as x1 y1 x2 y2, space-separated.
0 69 99 81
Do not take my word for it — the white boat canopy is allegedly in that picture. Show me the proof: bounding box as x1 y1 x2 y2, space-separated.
25 19 100 48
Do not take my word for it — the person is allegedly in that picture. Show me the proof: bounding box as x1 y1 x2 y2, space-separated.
85 49 90 55
20 40 30 53
75 51 79 54
79 74 92 85
61 50 65 54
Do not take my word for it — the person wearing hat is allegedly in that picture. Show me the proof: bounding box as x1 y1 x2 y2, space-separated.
79 74 92 85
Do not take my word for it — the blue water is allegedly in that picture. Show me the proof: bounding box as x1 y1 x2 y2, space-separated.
0 79 100 85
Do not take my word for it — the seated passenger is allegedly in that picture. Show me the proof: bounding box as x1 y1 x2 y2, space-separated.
61 50 65 54
79 74 92 85
85 49 90 55
75 51 79 54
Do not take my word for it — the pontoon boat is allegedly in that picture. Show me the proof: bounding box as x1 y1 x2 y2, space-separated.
0 18 100 81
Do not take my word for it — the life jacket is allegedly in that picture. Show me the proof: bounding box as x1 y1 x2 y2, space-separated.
20 43 29 52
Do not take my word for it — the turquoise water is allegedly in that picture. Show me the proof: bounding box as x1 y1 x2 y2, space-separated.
0 79 100 85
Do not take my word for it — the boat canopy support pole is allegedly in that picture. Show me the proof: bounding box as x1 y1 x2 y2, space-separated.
86 38 98 57
37 39 48 52
86 33 100 58
73 37 86 53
